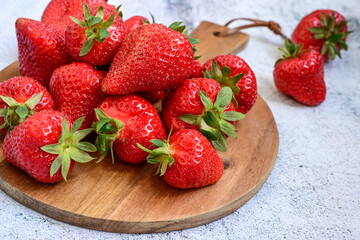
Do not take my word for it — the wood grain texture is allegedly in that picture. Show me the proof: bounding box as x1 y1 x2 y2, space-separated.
0 22 277 233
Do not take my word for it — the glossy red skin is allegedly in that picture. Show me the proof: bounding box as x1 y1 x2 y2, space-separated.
291 10 347 60
202 55 257 114
41 0 114 32
65 7 126 66
124 16 149 35
190 59 203 78
0 77 55 134
273 49 325 106
96 95 167 163
49 62 107 130
102 23 193 95
15 18 73 88
138 90 165 103
3 110 74 183
162 78 235 133
164 129 223 189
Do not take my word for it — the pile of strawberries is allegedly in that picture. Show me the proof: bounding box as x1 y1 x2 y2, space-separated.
1 0 258 189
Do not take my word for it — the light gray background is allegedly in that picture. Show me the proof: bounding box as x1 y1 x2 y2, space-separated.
0 0 359 239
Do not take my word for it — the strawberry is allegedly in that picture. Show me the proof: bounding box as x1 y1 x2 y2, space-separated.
2 110 96 183
101 22 199 95
65 3 126 66
189 59 203 78
291 10 352 61
273 40 325 106
138 90 165 103
137 129 224 189
162 78 244 152
15 18 73 88
0 77 54 134
202 55 257 114
41 0 114 32
49 62 107 130
92 95 167 163
124 16 149 35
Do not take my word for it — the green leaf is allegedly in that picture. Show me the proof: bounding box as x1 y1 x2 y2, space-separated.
70 117 85 134
103 14 115 29
41 143 61 154
0 96 19 107
338 40 348 51
187 36 200 45
69 16 87 28
93 118 111 131
150 139 166 147
199 90 213 110
50 154 63 177
203 69 213 79
211 138 227 152
199 128 219 141
99 28 110 41
95 135 107 153
95 5 104 19
89 17 103 27
94 108 109 120
211 60 222 80
77 142 97 152
314 33 325 40
335 21 347 31
309 27 323 34
328 33 344 43
61 116 70 136
70 149 95 163
24 92 43 109
231 95 238 109
137 143 154 154
203 111 220 128
83 2 92 21
168 22 182 30
73 128 93 141
214 87 233 111
221 66 231 78
194 55 202 60
219 119 237 139
79 37 95 56
3 107 10 125
15 105 28 119
61 154 71 181
328 45 336 60
222 111 245 121
178 114 201 125
321 13 328 27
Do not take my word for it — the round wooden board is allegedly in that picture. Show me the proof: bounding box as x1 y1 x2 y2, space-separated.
0 62 279 233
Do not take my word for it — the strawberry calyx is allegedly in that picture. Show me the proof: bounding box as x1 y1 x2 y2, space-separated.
178 87 245 152
0 92 43 132
41 116 97 181
168 22 201 60
309 12 352 60
92 108 124 163
274 39 307 66
137 129 174 176
204 60 244 108
70 2 115 56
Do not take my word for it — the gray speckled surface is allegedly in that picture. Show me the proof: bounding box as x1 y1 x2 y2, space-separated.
0 0 359 239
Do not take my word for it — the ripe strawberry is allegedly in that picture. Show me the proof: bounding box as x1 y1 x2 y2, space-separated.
273 40 325 106
291 10 352 61
162 78 244 152
15 18 73 88
190 59 203 78
41 0 114 32
49 62 107 130
124 16 149 35
202 55 257 114
102 22 199 95
138 90 165 103
65 3 126 66
137 129 224 189
0 77 54 134
3 110 96 183
92 95 167 163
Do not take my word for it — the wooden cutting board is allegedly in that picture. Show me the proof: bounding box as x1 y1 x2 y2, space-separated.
0 21 278 233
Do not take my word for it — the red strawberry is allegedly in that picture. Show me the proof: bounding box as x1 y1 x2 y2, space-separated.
124 16 149 35
49 62 107 130
92 95 167 163
101 22 199 95
65 3 126 66
273 40 325 106
41 0 114 32
3 110 96 183
0 77 54 134
137 129 223 189
202 55 257 114
15 18 73 88
291 10 352 61
162 78 244 152
190 59 203 78
138 90 165 103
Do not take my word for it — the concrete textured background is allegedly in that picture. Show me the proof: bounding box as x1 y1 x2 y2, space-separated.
0 0 359 239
